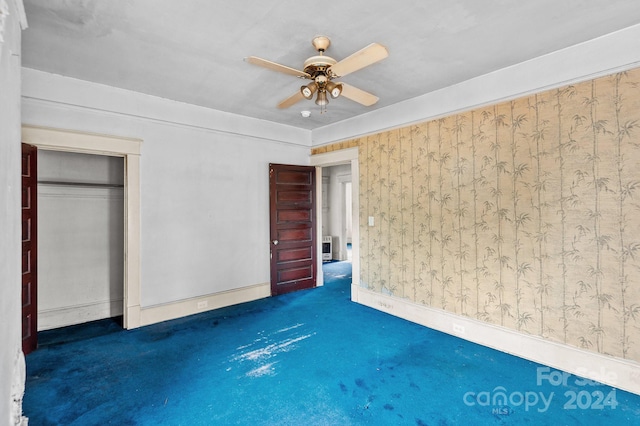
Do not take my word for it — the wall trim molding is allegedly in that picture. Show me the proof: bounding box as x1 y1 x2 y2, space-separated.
354 286 640 396
138 282 271 327
12 0 27 30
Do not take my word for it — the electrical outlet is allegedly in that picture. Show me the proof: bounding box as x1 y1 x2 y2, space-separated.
453 323 465 334
197 300 208 309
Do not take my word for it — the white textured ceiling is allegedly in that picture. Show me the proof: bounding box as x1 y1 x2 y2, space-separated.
21 0 640 130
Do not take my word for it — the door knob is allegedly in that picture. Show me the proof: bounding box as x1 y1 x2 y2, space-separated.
272 240 279 245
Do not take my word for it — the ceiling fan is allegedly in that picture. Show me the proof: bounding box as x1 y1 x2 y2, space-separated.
245 36 388 109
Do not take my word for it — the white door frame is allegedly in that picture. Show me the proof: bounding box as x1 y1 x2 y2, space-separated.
310 147 360 300
22 125 143 329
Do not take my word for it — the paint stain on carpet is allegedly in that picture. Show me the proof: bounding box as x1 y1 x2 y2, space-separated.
229 323 315 378
245 362 277 377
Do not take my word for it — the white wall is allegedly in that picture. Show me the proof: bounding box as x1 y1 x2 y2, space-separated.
22 69 311 316
0 0 27 423
37 151 124 330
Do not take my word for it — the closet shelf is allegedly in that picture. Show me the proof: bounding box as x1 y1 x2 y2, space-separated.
38 181 124 189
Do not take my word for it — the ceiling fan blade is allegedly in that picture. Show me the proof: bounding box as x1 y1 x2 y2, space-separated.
328 43 388 78
277 90 306 109
339 83 379 106
244 56 311 79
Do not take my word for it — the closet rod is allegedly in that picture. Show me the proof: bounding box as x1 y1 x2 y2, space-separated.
38 181 124 189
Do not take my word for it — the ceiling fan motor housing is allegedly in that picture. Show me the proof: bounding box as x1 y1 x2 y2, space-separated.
303 56 337 78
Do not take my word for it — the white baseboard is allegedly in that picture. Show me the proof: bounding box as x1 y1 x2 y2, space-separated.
38 299 123 331
354 286 640 396
138 282 271 327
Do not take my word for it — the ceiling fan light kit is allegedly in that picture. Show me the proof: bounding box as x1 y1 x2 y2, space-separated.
245 35 388 111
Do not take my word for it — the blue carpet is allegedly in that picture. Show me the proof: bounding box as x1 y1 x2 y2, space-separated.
24 261 640 425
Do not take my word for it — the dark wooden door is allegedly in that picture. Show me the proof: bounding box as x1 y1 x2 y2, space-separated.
269 163 317 296
22 143 38 354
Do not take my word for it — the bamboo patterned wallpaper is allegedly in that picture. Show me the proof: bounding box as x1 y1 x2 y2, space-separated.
354 68 640 362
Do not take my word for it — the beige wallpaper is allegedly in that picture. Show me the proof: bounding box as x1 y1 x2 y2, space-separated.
348 68 640 362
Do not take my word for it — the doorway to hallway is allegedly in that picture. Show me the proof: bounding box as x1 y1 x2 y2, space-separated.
311 147 359 291
320 163 352 264
316 156 357 290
